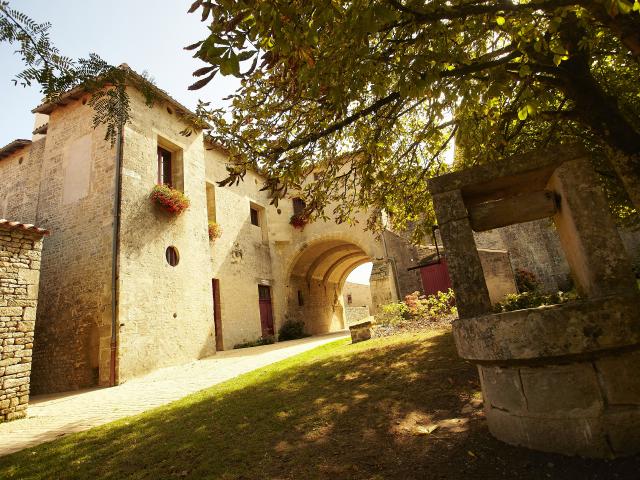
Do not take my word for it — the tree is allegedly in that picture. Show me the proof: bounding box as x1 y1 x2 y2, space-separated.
185 0 639 237
2 1 638 239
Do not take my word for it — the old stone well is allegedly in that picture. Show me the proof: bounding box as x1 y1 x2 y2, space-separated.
428 145 640 458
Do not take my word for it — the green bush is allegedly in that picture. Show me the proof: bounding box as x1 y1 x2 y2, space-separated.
233 335 275 349
278 320 309 341
376 302 410 326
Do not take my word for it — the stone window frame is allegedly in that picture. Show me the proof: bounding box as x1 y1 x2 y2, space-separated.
156 137 184 192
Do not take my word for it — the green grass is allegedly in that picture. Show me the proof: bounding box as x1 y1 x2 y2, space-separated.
0 330 481 480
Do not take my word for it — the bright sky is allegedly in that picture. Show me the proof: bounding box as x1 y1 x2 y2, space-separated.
0 0 238 146
346 262 372 285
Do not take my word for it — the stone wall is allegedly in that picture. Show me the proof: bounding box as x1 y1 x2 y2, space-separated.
0 97 116 394
345 306 370 325
343 281 372 311
0 226 45 421
116 88 217 381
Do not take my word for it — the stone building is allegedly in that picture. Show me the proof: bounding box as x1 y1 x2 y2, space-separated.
342 281 373 324
0 67 398 394
0 219 48 421
3 66 636 397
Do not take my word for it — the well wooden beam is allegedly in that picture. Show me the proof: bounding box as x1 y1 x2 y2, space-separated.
469 190 558 232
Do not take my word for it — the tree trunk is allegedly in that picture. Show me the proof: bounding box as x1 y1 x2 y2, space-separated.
559 53 640 211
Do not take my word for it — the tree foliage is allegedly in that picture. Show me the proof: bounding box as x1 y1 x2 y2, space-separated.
186 0 640 237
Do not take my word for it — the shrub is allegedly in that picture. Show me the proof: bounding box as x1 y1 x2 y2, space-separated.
376 289 457 326
150 185 190 214
289 214 309 229
208 221 222 241
233 335 275 349
376 302 410 326
278 320 309 341
515 268 540 293
493 289 578 313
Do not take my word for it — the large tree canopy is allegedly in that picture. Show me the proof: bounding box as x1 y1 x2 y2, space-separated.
186 0 639 237
2 1 639 239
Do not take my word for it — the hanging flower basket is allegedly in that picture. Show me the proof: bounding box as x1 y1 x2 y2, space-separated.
150 185 190 215
208 221 222 241
290 214 309 230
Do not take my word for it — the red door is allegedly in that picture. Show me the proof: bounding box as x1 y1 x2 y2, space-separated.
420 259 452 296
212 279 223 350
258 285 274 337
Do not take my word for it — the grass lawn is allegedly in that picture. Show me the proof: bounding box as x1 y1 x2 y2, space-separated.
1 329 639 479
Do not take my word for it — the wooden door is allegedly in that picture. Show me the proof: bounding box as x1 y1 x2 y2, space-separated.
258 285 274 337
212 279 223 350
420 259 452 296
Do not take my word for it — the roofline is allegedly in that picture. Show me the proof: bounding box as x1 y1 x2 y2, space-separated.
0 139 31 161
31 64 210 130
0 219 50 236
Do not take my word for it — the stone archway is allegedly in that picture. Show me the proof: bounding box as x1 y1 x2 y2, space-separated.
285 238 373 335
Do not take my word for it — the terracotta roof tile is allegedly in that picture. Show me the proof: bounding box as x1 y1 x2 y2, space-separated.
0 139 31 161
0 219 50 236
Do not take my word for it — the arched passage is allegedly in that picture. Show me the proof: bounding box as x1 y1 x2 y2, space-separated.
285 239 372 335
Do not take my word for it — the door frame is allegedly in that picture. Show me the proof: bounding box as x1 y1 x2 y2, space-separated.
212 279 223 350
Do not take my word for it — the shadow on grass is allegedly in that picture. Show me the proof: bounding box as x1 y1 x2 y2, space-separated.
1 330 639 480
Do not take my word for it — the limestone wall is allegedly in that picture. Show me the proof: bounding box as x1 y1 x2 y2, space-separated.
0 98 116 394
0 141 45 222
0 226 44 421
204 147 281 348
116 89 217 381
343 282 372 311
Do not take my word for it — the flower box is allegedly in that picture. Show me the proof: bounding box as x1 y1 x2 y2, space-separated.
208 221 222 241
150 185 190 215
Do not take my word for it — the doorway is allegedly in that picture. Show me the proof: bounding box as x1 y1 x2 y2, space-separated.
212 279 223 350
258 285 274 337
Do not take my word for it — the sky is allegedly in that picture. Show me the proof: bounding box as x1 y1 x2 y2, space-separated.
0 0 239 145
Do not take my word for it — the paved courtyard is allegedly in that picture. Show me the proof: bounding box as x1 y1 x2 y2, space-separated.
0 332 348 457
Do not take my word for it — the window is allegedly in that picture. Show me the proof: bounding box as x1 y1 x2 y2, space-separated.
250 207 260 226
206 182 216 223
166 246 179 266
292 197 306 216
347 294 353 305
157 146 173 186
297 290 304 306
157 138 185 191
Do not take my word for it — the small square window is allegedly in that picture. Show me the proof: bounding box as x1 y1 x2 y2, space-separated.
347 294 353 305
250 207 260 226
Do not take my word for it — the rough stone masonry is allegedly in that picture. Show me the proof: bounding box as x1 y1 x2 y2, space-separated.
0 220 47 422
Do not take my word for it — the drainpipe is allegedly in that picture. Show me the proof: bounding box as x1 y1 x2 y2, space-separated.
109 125 124 387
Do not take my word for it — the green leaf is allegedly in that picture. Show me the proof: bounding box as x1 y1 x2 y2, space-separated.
496 16 505 26
517 105 528 121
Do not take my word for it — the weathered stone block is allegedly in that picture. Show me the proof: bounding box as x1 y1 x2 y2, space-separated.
479 365 526 414
520 363 603 417
596 350 640 405
0 307 22 317
5 362 31 375
604 408 640 457
432 190 468 224
349 321 372 344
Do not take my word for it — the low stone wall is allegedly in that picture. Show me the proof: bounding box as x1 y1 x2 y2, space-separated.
0 225 45 422
345 306 370 325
